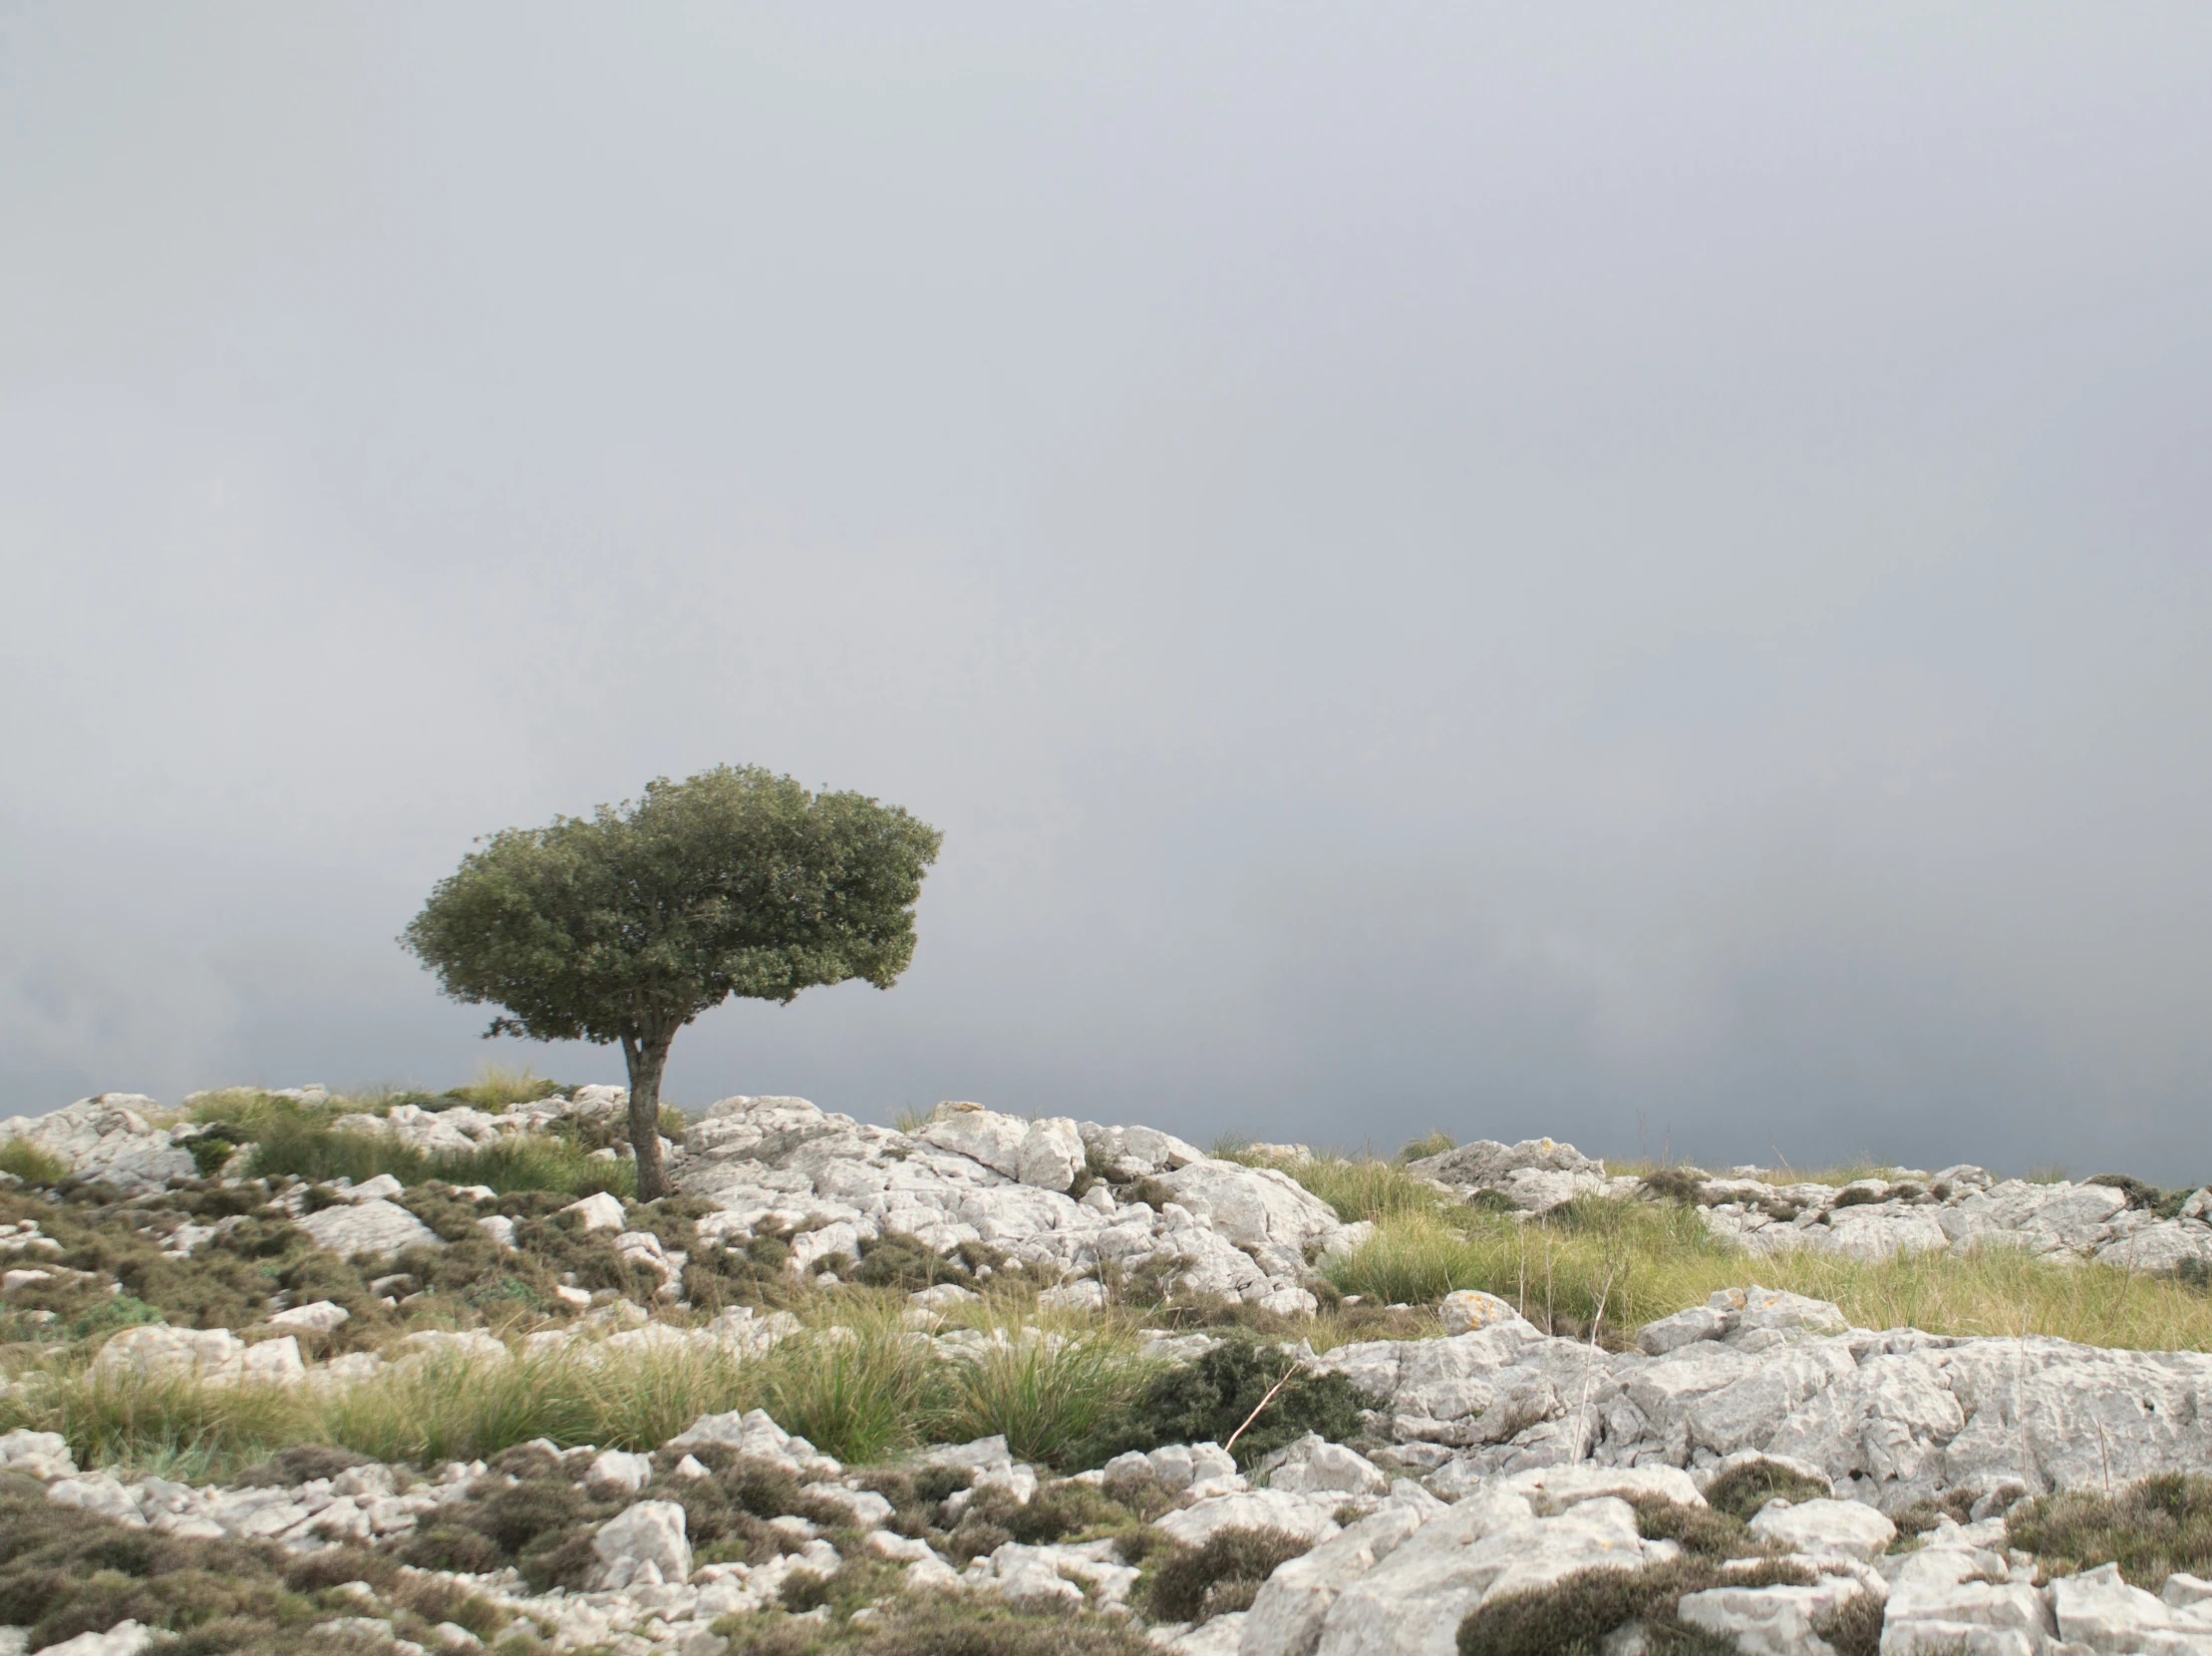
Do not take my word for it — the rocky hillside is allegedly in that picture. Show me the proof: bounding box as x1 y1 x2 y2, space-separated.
0 1086 2207 1655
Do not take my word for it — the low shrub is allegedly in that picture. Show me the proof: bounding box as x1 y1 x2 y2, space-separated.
1889 1487 1977 1541
1703 1460 1831 1521
1144 1525 1314 1621
1811 1589 1884 1656
1095 1333 1377 1470
2007 1472 2212 1591
2084 1174 2197 1220
1626 1494 1760 1559
1639 1167 1708 1206
1457 1555 1816 1656
849 1232 976 1294
719 1598 1159 1656
395 1452 626 1590
0 1470 324 1649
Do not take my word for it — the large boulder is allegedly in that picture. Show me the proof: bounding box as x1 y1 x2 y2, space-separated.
917 1103 1085 1192
590 1498 691 1589
297 1198 443 1262
1155 1159 1344 1272
1078 1122 1205 1178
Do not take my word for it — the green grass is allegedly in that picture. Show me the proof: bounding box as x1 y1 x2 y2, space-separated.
0 1291 1162 1477
243 1121 634 1198
443 1064 564 1110
0 1140 68 1184
1249 1149 2212 1353
1320 1195 2212 1350
933 1330 1152 1470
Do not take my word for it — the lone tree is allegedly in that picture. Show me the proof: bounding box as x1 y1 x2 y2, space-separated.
402 766 941 1200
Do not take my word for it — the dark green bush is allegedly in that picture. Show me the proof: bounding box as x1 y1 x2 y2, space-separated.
1144 1525 1314 1621
1096 1334 1379 1469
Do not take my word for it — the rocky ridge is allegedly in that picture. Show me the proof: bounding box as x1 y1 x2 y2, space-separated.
3 1089 2211 1653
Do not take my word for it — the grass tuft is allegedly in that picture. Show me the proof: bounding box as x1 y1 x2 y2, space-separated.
0 1140 68 1184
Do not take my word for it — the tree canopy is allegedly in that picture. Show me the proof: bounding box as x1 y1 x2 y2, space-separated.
402 766 941 1197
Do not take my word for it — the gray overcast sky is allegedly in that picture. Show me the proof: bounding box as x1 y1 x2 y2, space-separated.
4 6 2209 1174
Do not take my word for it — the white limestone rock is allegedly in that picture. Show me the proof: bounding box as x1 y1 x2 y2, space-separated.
1266 1437 1391 1498
1156 1488 1345 1547
1238 1490 1443 1656
1077 1122 1204 1178
1312 1490 1657 1656
1674 1577 1881 1656
591 1497 692 1588
1040 1278 1109 1312
92 1326 305 1388
297 1198 443 1261
1155 1159 1345 1272
0 1096 195 1191
561 1191 628 1233
1746 1496 1895 1560
40 1621 152 1656
2050 1560 2201 1654
264 1300 349 1333
1439 1290 1532 1337
587 1449 655 1492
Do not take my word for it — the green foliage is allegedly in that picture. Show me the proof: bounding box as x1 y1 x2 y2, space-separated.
2008 1473 2212 1591
400 765 939 1045
0 1140 68 1184
1097 1333 1377 1470
1144 1525 1314 1621
1274 1156 1456 1227
1398 1131 1457 1162
401 765 941 1195
1703 1459 1832 1521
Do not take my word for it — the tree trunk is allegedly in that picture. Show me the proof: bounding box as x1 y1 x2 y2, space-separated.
621 1027 674 1202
